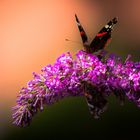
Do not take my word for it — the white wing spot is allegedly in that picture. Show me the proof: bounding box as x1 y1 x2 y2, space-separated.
105 25 109 28
87 103 94 108
76 22 81 26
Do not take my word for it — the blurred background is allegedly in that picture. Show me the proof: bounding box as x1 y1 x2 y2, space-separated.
1 0 140 139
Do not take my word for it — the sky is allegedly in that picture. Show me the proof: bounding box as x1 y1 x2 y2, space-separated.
1 0 140 139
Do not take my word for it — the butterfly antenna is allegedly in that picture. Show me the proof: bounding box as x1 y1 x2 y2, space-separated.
65 38 83 45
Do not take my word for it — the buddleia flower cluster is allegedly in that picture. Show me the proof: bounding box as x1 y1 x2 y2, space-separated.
12 50 140 127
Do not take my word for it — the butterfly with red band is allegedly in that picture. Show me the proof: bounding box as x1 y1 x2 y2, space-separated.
75 14 118 53
76 15 118 117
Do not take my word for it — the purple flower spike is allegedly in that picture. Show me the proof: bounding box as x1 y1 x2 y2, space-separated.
12 50 140 127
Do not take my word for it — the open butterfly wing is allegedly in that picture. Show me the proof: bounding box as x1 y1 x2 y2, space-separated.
90 17 118 52
75 14 88 44
84 82 107 118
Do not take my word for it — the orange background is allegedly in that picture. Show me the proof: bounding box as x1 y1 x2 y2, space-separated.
1 0 140 139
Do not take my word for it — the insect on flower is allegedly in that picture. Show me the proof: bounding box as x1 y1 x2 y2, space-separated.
75 14 118 117
75 14 118 53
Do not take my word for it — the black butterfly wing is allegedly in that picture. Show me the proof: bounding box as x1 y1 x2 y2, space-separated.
75 14 88 44
83 82 107 118
90 17 118 52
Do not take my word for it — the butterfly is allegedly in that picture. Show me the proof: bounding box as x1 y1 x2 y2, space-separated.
83 81 108 119
75 14 118 53
75 14 118 118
